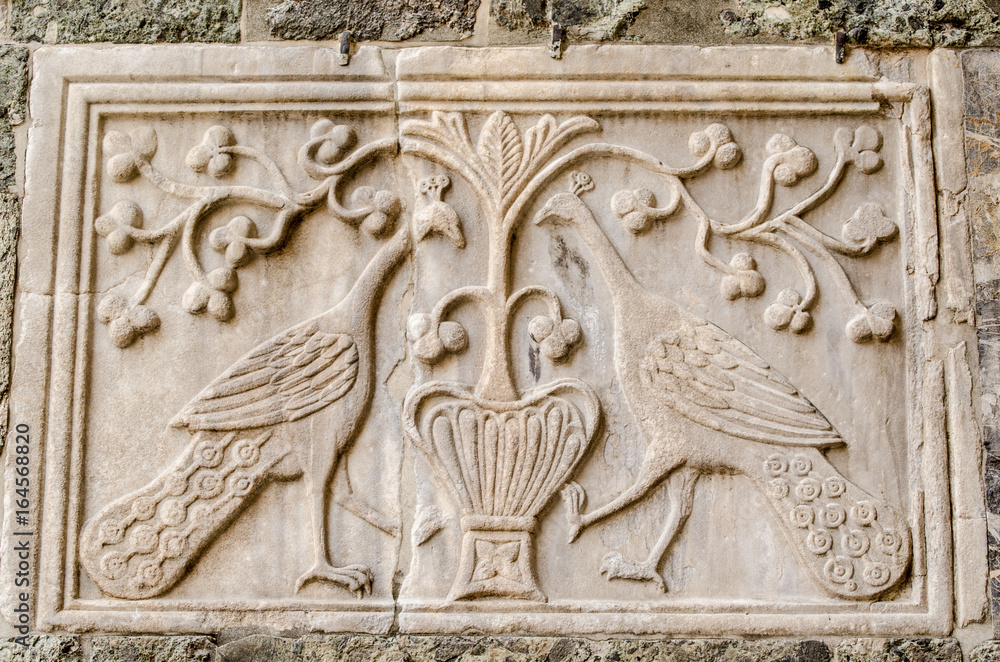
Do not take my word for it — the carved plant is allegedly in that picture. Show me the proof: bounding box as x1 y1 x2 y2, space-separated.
402 111 600 400
403 379 600 601
95 121 400 346
401 112 605 601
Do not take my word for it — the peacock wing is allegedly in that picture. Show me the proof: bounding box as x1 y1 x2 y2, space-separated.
170 319 359 431
640 320 844 448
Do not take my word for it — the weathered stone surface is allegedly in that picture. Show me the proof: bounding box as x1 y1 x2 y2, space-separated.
834 639 962 662
260 0 480 41
0 47 26 192
5 43 983 641
0 194 20 450
0 48 26 130
400 638 833 662
0 635 81 661
215 634 299 662
964 49 1000 634
0 636 972 662
193 635 842 662
972 640 1000 662
488 0 739 42
486 0 1000 44
218 634 407 661
615 0 760 44
727 0 1000 46
92 636 215 662
486 0 767 44
9 0 240 44
489 0 644 39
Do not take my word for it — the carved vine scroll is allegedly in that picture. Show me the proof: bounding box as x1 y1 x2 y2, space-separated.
95 122 400 346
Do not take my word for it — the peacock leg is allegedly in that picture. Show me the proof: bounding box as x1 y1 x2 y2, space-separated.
295 444 374 598
562 446 687 542
644 466 699 569
333 460 400 537
600 466 700 592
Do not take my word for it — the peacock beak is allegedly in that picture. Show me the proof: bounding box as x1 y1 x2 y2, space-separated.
534 198 561 226
414 201 466 248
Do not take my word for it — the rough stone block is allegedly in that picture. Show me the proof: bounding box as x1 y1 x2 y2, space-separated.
963 49 1000 637
834 639 962 662
728 0 1000 46
486 0 1000 45
0 48 26 128
973 640 1000 662
0 194 19 445
0 635 81 661
91 636 215 662
219 636 837 662
254 0 480 41
10 0 240 44
487 0 745 44
0 47 27 191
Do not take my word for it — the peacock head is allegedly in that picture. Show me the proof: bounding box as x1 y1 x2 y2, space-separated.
534 171 595 228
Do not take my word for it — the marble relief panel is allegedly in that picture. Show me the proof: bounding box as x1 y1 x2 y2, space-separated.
3 45 983 637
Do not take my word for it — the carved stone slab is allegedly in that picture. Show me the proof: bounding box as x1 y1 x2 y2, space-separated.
4 44 984 637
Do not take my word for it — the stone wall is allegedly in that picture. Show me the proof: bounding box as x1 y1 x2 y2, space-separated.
2 1 1000 660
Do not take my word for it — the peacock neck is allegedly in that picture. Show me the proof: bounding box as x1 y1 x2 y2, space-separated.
347 223 412 329
568 202 643 307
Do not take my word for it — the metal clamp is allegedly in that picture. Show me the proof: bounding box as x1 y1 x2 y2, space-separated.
550 23 563 59
340 31 352 66
834 31 846 64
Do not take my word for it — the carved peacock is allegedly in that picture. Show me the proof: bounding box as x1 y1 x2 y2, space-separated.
80 222 411 600
536 188 911 600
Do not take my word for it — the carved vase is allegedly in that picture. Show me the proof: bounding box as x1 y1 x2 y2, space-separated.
403 378 601 601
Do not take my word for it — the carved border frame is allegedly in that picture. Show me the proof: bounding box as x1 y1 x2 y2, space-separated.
0 45 984 637
3 46 400 634
390 46 978 636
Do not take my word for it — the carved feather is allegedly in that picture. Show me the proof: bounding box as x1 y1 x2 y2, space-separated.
171 319 359 431
640 320 843 448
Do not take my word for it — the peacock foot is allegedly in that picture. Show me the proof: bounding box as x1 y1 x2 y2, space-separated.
600 552 666 592
561 482 586 543
295 563 373 598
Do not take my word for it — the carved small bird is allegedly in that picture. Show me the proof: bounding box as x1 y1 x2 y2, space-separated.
535 188 910 600
168 223 411 596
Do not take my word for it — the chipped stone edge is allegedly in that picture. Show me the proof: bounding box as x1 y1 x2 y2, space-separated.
394 43 884 81
926 50 990 629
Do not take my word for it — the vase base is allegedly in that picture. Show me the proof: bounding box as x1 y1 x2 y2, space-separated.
447 529 546 602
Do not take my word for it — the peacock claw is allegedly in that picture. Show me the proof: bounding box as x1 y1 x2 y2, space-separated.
295 563 374 598
561 482 586 543
600 552 667 592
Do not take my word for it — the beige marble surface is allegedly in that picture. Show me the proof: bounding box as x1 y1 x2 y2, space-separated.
3 44 985 638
